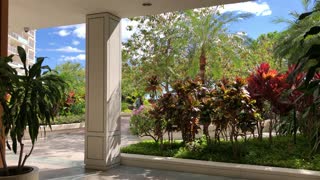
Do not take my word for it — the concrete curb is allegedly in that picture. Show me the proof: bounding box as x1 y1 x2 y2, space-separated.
120 153 320 180
39 122 85 131
35 114 131 132
120 112 132 117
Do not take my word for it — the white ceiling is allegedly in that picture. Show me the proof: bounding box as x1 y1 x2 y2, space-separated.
9 0 249 31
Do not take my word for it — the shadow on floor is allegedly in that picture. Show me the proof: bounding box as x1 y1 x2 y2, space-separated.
40 165 239 180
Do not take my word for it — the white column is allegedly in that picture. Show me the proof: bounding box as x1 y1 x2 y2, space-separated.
85 12 121 170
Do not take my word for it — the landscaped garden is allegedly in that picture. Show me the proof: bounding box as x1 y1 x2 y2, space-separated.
121 1 320 171
50 62 86 125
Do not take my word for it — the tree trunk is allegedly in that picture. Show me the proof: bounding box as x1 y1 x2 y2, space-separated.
165 81 169 93
203 121 210 141
199 46 207 84
257 121 264 141
269 115 274 144
293 107 297 145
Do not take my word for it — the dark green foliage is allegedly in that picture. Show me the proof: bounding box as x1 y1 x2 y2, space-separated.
54 62 85 116
121 102 132 113
122 136 320 171
50 114 85 125
151 78 202 143
0 46 66 172
130 107 166 142
275 2 320 153
121 140 183 157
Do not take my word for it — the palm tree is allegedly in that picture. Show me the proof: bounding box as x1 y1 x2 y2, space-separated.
274 0 320 64
184 7 252 84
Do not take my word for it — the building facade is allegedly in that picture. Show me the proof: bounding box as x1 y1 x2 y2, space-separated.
8 30 36 72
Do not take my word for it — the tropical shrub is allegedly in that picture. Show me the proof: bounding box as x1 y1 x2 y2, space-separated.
149 92 178 143
130 106 166 143
155 78 202 143
246 63 291 141
54 62 85 116
0 47 66 174
210 77 260 158
284 11 320 152
274 3 320 152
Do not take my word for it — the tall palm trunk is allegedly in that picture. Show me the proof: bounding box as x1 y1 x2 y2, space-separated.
199 46 207 84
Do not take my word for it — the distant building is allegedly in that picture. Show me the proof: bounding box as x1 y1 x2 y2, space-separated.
8 30 36 73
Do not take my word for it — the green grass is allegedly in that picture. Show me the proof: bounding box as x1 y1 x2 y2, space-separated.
50 114 85 125
122 141 184 157
122 102 132 113
121 136 320 171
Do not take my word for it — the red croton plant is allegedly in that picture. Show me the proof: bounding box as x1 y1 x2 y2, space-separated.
247 63 320 143
247 63 290 113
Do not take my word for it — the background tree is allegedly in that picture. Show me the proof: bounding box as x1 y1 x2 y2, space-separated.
54 62 85 115
122 12 187 96
274 0 320 65
55 62 85 96
122 7 254 99
183 7 252 83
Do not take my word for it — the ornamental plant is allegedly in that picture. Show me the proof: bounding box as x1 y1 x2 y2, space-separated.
149 93 178 143
284 8 320 152
211 78 260 141
130 105 165 143
145 75 162 101
198 85 213 141
0 47 66 175
210 77 260 158
170 78 202 143
151 78 202 143
246 63 290 141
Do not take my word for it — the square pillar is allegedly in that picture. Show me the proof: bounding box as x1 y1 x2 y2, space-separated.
0 0 8 56
85 12 121 170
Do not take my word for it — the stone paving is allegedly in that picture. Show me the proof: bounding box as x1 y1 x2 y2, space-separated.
6 117 243 180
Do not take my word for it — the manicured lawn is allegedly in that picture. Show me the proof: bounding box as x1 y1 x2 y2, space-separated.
121 136 320 171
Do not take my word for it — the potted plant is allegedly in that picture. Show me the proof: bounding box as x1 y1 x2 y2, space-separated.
0 46 66 179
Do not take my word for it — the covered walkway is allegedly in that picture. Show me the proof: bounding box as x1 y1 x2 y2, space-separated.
6 117 242 180
1 0 249 171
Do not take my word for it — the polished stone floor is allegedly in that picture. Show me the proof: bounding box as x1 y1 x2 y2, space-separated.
6 117 243 180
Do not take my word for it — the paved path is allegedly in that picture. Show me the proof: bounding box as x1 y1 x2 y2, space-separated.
6 117 243 180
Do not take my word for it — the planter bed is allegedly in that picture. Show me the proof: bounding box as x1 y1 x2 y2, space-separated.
121 153 320 180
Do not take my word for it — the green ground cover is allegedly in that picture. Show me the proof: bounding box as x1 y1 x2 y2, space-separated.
121 136 320 171
50 114 85 125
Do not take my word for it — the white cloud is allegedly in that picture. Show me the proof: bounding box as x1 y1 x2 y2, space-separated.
57 29 71 37
56 46 85 53
57 25 75 29
73 24 86 39
220 1 272 16
59 54 86 62
72 40 80 46
56 24 86 39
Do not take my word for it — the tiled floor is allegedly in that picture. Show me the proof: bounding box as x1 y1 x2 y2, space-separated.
6 117 243 180
40 166 241 180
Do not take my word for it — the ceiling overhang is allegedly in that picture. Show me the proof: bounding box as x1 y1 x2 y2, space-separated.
9 0 250 31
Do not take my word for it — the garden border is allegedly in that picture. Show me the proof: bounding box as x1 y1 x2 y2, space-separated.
31 113 131 133
120 153 320 180
40 122 85 131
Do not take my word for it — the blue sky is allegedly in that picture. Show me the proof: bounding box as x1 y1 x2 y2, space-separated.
36 0 305 69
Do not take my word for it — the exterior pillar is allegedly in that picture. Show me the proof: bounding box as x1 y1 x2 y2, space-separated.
0 0 9 168
85 12 121 170
0 0 8 56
